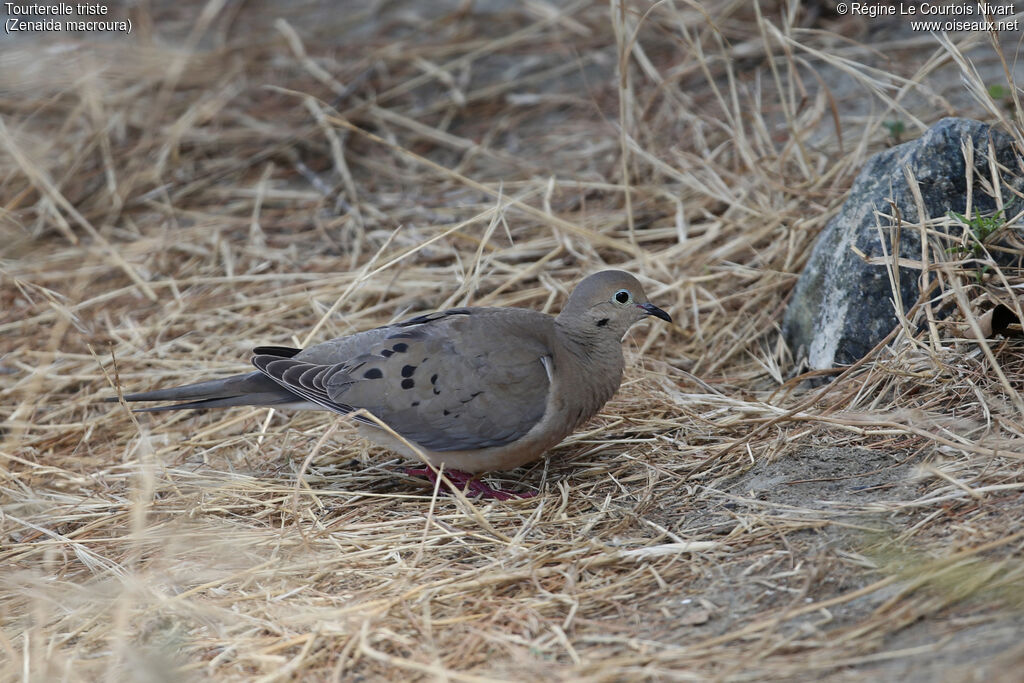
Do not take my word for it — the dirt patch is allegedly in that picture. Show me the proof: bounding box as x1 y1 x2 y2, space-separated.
731 446 919 510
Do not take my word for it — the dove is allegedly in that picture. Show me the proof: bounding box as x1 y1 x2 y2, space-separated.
109 270 672 498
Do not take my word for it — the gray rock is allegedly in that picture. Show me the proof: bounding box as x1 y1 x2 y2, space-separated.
783 117 1024 370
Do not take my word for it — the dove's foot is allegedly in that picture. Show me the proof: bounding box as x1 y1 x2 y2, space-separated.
404 467 536 500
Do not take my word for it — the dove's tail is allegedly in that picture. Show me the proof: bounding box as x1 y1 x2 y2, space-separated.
105 371 314 412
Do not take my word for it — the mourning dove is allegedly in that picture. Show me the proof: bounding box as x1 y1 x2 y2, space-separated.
110 270 671 496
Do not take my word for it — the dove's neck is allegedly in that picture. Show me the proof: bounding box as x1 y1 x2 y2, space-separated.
552 321 625 428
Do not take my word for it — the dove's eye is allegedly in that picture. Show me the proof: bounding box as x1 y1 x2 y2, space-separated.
613 289 631 304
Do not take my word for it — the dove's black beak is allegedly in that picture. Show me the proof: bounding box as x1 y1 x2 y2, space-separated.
638 302 672 323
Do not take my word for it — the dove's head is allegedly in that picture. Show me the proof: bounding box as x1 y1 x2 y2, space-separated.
557 270 672 339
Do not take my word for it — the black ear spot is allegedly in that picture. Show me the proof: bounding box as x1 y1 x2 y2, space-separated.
596 318 609 327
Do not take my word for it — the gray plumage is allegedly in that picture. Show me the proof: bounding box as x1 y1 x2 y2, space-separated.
109 270 671 473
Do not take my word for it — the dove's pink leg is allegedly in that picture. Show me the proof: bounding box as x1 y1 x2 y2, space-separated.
404 467 536 500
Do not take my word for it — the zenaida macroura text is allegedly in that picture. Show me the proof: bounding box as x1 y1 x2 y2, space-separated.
109 270 672 498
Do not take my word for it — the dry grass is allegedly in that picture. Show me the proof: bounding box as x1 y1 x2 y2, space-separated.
3 1 1024 680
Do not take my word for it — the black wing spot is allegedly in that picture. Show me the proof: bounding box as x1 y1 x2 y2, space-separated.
430 374 438 385
397 313 432 327
411 401 420 407
392 343 409 353
252 346 302 358
381 349 394 358
401 364 416 377
432 388 441 395
443 409 450 416
401 378 415 389
363 368 383 379
460 391 483 404
596 318 609 327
